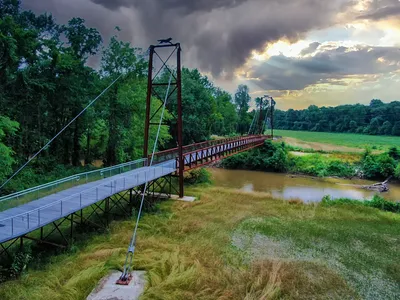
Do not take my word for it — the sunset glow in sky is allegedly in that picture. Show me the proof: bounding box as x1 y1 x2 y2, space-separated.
23 0 400 110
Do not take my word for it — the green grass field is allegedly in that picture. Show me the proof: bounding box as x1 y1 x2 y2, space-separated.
0 186 399 299
274 129 400 151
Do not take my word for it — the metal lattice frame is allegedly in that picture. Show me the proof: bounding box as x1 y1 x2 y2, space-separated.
0 187 145 260
144 43 184 198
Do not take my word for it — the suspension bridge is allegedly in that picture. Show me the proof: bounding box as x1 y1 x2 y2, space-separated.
0 41 274 286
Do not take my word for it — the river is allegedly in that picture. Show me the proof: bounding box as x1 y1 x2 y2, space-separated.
209 169 400 203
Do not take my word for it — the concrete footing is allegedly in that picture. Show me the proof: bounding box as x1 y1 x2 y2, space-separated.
170 194 196 202
87 271 146 300
142 192 196 202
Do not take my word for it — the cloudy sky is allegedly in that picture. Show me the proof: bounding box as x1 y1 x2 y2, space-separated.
23 0 400 110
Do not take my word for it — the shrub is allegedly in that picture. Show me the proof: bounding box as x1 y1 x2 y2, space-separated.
265 148 289 172
362 155 380 179
395 164 400 180
326 160 354 177
366 195 400 213
183 168 212 185
388 147 400 160
377 154 396 178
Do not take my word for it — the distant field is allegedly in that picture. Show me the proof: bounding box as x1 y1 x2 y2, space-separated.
274 130 400 151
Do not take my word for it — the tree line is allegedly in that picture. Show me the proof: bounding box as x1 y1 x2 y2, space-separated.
0 1 255 190
274 99 400 136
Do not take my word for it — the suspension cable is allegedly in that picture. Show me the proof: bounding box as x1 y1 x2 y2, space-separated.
261 106 269 134
119 71 173 282
248 109 259 135
0 74 123 191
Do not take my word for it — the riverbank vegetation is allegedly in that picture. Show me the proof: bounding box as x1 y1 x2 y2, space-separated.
322 194 400 213
0 185 398 300
221 140 400 180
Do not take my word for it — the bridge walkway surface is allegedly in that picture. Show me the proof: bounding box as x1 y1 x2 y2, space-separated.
0 160 175 244
0 135 269 245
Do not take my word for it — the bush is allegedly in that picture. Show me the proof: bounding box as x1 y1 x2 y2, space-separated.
377 154 396 178
366 195 400 213
266 148 288 172
362 155 380 179
388 147 400 160
183 168 212 185
326 161 354 177
395 164 400 180
221 141 290 172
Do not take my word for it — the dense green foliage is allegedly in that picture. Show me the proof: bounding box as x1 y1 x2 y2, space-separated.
183 168 212 185
0 116 19 181
275 99 400 136
222 140 400 180
0 1 254 192
221 141 289 173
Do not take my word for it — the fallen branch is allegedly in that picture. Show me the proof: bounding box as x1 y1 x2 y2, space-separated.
361 176 391 193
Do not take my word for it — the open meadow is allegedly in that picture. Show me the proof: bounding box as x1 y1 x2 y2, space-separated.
0 186 398 300
274 130 400 152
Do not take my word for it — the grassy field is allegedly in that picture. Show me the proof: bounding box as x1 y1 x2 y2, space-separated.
0 186 398 300
274 130 400 152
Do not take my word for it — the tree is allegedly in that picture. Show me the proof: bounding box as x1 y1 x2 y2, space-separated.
0 116 19 181
392 121 400 136
349 120 357 132
368 117 381 135
273 100 400 137
234 84 251 134
100 34 148 165
380 121 392 135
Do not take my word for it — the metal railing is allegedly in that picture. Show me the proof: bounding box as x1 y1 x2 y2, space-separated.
152 135 270 163
0 160 176 241
0 159 148 212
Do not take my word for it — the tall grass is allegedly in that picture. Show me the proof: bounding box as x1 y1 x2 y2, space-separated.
0 187 398 299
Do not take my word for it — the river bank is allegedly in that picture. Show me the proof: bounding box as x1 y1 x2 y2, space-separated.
0 184 398 300
208 168 400 203
220 140 400 182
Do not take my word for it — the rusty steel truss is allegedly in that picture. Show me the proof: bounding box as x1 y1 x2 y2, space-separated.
143 42 184 197
0 175 174 261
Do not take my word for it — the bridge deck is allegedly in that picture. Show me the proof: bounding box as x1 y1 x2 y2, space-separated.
0 160 176 243
0 135 269 245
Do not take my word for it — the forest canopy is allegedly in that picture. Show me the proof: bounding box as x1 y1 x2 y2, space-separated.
0 0 253 191
274 99 400 136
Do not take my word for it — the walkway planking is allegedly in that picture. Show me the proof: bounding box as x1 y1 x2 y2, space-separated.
0 135 269 245
0 160 176 243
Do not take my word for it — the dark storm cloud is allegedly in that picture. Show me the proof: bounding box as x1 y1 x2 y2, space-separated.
23 0 353 76
91 0 249 13
358 0 400 20
248 45 400 90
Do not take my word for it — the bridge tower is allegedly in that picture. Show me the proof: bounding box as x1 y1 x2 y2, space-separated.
143 42 184 198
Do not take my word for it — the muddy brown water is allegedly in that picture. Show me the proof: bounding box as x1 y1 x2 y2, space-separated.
209 169 400 203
